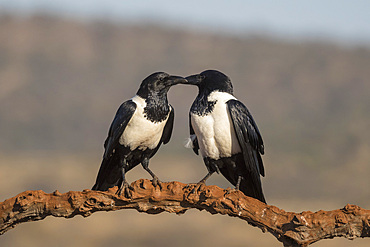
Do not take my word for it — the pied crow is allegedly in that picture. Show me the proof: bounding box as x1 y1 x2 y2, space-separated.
184 70 266 203
92 72 186 197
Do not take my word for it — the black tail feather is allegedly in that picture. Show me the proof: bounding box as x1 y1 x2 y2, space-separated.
92 155 122 191
238 175 266 203
216 154 266 203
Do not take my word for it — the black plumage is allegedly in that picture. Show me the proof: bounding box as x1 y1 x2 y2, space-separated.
184 70 266 203
92 72 186 196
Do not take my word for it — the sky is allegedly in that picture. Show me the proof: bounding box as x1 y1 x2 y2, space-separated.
0 0 370 45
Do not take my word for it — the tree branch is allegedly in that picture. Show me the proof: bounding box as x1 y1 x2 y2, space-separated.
0 179 369 246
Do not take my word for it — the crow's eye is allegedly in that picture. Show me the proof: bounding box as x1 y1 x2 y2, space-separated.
159 75 167 82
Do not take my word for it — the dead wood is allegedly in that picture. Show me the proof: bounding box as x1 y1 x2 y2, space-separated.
0 179 369 246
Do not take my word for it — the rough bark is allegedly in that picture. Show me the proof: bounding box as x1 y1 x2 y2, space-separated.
0 179 369 246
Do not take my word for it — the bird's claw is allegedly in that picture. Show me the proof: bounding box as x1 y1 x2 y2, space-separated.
188 182 206 194
117 182 133 198
224 187 238 195
184 184 192 189
152 176 163 190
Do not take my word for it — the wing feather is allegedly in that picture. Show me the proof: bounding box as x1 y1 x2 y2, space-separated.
227 99 266 202
92 100 136 190
160 105 175 144
103 100 137 159
227 99 265 177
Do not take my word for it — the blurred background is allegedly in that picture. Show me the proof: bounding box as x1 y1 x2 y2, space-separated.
0 1 369 246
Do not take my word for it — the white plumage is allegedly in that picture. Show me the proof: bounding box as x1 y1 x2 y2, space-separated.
190 91 241 160
119 95 169 150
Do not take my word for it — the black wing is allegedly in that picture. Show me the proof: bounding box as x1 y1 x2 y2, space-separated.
227 99 266 202
92 100 136 190
103 100 137 159
189 113 199 155
160 105 175 144
227 99 264 176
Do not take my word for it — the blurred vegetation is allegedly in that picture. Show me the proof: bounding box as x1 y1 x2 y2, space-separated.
0 14 369 246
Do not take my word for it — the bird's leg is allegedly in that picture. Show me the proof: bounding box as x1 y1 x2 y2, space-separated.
186 157 216 193
235 175 242 190
141 158 162 189
199 171 213 184
225 175 242 195
187 171 214 194
117 158 132 198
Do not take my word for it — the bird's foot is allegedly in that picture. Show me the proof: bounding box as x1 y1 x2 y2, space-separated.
117 182 133 198
224 187 238 195
151 176 163 190
186 182 206 194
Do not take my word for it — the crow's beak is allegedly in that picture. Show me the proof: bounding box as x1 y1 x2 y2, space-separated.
167 75 188 85
184 74 203 86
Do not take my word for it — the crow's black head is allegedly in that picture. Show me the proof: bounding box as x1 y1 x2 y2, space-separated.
185 70 233 95
137 72 187 98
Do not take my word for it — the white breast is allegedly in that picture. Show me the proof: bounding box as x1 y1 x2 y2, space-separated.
119 95 169 151
191 91 241 160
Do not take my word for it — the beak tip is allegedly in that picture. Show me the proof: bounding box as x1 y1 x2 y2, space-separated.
168 75 188 85
183 74 201 85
